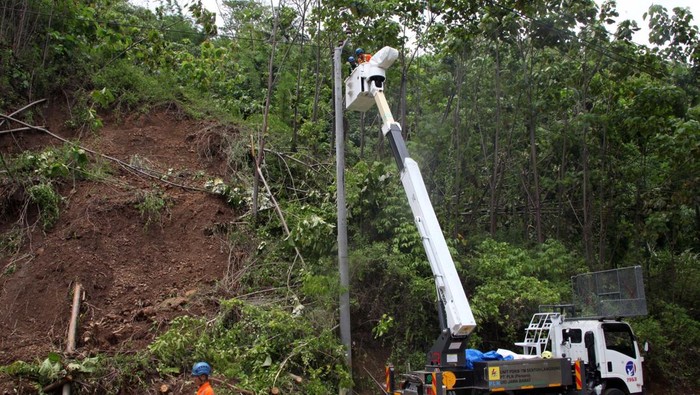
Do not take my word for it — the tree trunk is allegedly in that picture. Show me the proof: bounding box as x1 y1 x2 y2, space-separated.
582 124 594 266
598 124 608 266
527 109 543 243
556 118 569 239
400 56 408 139
291 6 307 152
450 59 465 236
489 42 502 237
311 0 321 122
253 3 280 223
359 111 366 159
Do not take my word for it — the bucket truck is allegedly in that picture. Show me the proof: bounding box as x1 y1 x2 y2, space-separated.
344 47 647 395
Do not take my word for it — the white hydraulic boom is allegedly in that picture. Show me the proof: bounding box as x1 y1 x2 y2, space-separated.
345 47 476 337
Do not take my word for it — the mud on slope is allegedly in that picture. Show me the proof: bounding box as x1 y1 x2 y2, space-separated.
0 105 243 369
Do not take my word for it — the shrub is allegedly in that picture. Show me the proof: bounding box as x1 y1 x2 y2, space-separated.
149 299 351 394
135 187 172 230
28 182 61 229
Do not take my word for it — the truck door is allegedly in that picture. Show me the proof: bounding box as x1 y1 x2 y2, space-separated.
558 328 585 361
600 323 644 394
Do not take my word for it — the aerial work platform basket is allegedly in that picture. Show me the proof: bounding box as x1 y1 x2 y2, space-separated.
571 265 647 318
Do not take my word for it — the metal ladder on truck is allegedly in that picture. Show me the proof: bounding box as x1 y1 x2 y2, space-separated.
515 312 560 356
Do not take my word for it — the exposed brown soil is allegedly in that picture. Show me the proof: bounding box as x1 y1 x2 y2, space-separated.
0 102 240 393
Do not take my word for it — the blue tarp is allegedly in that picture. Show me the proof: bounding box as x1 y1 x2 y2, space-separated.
465 349 514 369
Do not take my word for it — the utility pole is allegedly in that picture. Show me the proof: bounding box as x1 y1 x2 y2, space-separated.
334 34 352 395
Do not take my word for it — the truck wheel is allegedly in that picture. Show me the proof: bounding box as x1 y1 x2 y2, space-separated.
604 388 625 395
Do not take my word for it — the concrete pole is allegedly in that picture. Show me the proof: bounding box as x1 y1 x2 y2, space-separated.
334 38 352 393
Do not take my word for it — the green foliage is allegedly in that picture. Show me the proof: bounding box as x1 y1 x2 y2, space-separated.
204 178 247 209
0 227 25 260
13 145 91 180
297 119 331 153
92 59 175 111
28 182 62 230
148 316 208 371
149 300 351 393
287 204 336 260
91 353 151 393
632 302 700 390
645 249 700 320
645 5 700 68
348 239 441 361
372 313 395 339
65 91 104 133
467 239 586 346
300 270 339 310
0 144 104 252
345 160 408 238
135 187 172 229
0 352 99 388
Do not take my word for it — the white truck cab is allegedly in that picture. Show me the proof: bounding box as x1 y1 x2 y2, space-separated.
526 315 646 395
518 266 647 395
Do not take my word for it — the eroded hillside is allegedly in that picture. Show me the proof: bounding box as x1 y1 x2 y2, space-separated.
0 103 242 391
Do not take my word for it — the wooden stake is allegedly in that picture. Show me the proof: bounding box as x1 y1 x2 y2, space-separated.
269 387 280 395
63 283 83 395
66 283 83 354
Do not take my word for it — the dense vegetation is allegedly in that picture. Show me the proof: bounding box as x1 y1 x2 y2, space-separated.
1 0 698 393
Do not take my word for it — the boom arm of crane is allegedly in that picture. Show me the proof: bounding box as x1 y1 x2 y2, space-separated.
345 47 476 337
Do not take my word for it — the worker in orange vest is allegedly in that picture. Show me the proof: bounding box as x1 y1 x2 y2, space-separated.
355 48 372 64
191 362 215 395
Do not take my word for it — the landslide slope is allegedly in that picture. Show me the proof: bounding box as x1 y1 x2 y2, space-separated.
0 104 240 385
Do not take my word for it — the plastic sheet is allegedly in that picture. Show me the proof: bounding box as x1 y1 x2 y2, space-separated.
465 349 514 369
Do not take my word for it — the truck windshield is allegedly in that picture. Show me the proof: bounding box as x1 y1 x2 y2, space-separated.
602 323 636 358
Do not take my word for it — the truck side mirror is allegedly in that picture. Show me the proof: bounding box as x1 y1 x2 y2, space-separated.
584 331 597 367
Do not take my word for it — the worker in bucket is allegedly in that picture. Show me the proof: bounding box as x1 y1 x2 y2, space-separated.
355 47 372 64
348 55 358 72
191 361 215 395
